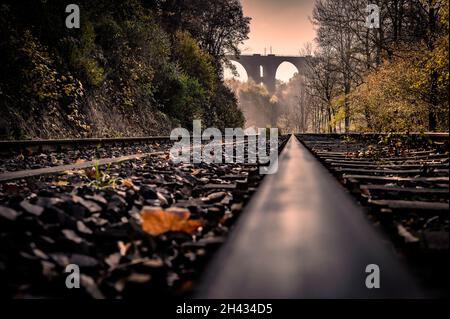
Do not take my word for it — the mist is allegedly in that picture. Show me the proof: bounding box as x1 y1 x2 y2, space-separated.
226 74 314 133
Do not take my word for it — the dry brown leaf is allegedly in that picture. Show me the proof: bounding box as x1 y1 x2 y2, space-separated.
191 169 202 176
121 178 134 188
85 167 98 179
52 180 69 186
117 241 131 256
75 159 86 165
140 207 203 236
158 153 170 160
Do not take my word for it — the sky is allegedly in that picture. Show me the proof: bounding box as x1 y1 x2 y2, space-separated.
240 0 316 56
225 0 317 83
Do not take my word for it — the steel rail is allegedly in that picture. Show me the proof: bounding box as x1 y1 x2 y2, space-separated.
0 136 171 147
197 135 423 298
0 138 265 182
0 152 166 183
297 132 449 142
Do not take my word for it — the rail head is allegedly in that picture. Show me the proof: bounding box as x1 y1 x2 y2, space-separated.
197 135 424 298
0 134 283 153
296 132 449 138
0 136 172 147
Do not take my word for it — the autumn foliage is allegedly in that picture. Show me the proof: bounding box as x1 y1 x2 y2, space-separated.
0 0 249 139
307 0 449 133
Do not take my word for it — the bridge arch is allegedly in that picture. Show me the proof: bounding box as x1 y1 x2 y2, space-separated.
275 61 299 83
226 54 309 94
224 60 248 82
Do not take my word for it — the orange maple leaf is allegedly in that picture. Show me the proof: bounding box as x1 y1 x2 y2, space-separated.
140 207 203 236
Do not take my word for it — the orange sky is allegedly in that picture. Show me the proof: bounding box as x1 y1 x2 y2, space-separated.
240 0 317 56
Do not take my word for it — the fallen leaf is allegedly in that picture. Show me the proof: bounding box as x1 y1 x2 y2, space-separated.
52 180 69 186
117 241 131 256
85 167 98 180
75 159 86 164
191 169 202 176
158 153 170 160
128 273 152 283
140 207 202 236
121 178 134 188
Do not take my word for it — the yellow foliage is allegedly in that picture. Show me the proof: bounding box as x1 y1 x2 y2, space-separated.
350 38 448 132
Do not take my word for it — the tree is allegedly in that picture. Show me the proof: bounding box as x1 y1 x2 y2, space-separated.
0 0 248 139
308 0 448 132
153 0 251 67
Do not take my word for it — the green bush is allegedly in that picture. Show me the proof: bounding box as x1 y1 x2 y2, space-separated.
69 22 104 87
173 31 216 93
213 84 245 129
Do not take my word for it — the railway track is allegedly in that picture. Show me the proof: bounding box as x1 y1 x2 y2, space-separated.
0 133 448 298
0 136 172 154
295 133 449 296
0 135 261 176
0 135 288 298
0 137 174 174
198 135 428 298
